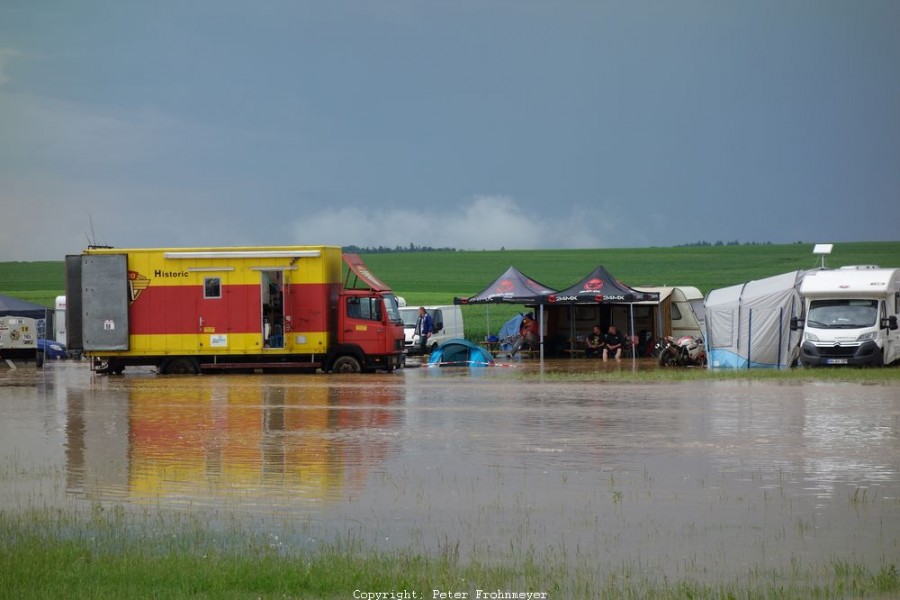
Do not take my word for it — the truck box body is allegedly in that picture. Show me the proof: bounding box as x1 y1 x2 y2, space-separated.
798 266 900 366
66 246 404 374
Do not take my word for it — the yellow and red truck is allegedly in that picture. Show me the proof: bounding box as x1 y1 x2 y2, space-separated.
65 246 404 374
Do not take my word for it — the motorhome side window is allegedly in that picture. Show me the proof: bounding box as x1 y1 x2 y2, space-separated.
204 277 221 299
347 297 382 321
671 304 683 320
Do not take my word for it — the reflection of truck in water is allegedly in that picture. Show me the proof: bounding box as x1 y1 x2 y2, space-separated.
796 266 899 366
65 246 404 374
397 303 465 355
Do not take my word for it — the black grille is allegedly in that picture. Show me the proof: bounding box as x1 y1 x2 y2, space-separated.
817 345 859 358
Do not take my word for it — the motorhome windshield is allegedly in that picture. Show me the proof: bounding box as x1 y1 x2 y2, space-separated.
807 299 878 329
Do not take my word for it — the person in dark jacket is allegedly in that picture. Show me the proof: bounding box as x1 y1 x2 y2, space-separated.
414 307 434 355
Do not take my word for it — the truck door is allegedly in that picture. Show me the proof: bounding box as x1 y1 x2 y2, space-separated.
80 254 130 351
261 271 285 349
197 274 228 352
341 295 388 355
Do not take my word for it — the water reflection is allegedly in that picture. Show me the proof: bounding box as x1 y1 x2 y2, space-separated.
63 375 404 511
2 362 899 581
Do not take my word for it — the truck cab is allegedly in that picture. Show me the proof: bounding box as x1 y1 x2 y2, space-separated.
796 266 899 366
332 289 404 372
329 254 405 373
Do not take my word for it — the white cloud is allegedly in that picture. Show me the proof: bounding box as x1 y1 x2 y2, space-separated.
292 195 625 250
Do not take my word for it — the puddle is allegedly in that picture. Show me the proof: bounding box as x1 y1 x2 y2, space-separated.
1 360 898 580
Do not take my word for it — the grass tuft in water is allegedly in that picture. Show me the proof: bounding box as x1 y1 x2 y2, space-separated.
2 507 898 599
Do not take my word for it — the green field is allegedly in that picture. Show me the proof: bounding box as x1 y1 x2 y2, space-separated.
2 242 898 340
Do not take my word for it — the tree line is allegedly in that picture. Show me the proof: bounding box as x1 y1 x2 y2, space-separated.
342 243 458 254
676 240 782 247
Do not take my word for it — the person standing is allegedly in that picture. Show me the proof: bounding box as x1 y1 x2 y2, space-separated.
414 307 434 355
603 324 625 360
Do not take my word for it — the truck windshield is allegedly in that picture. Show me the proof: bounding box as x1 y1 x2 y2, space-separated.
807 299 878 329
383 294 403 324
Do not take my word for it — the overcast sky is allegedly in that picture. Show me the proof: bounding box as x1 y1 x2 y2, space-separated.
2 1 898 260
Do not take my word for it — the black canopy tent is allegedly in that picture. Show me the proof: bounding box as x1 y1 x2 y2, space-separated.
454 266 556 360
544 266 660 360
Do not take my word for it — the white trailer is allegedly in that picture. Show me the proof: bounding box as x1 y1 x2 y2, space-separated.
55 295 67 346
0 316 41 368
796 266 900 366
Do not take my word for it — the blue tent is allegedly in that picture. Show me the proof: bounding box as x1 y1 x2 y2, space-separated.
498 313 524 351
428 338 495 367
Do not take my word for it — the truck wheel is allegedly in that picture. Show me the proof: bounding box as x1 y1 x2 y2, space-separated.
108 359 125 375
163 357 199 375
331 355 361 373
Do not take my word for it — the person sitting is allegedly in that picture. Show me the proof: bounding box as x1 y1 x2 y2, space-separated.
603 325 625 361
584 325 604 358
510 313 539 356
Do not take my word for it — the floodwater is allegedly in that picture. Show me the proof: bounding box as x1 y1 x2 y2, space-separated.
2 359 899 582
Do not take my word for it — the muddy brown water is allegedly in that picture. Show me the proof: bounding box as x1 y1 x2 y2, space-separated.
2 360 898 581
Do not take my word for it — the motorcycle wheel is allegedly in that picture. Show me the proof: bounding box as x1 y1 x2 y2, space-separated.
658 346 679 367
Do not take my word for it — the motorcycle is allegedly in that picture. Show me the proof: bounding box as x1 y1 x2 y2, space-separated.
656 335 707 367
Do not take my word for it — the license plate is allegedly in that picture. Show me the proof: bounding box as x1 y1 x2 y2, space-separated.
825 358 849 365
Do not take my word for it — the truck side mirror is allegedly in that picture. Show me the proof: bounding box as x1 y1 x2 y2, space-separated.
883 315 898 331
790 316 802 331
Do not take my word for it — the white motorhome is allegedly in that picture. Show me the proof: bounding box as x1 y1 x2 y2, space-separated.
796 266 899 366
398 304 465 355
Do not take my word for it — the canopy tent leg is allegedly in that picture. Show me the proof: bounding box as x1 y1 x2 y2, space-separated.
630 304 636 366
539 303 545 363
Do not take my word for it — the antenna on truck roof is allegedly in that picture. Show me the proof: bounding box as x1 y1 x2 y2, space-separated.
84 214 113 249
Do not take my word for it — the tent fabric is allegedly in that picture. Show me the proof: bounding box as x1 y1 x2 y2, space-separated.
704 270 805 369
546 266 659 305
454 266 555 305
0 294 50 319
498 314 524 351
427 339 495 367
